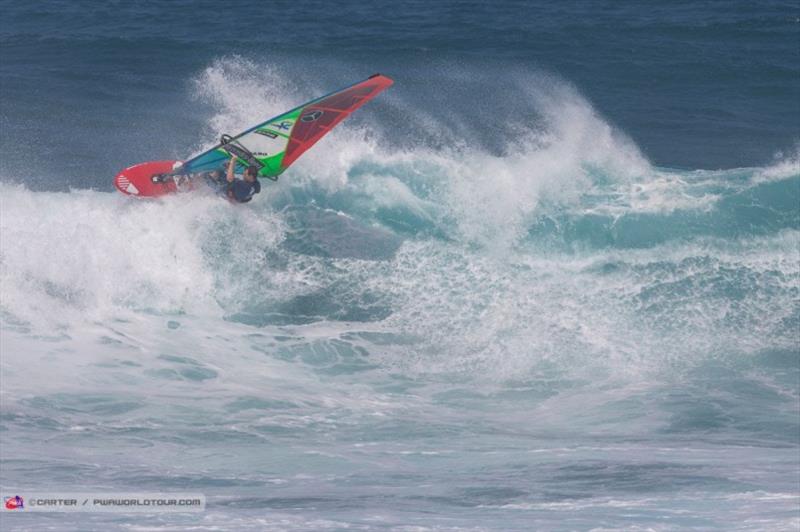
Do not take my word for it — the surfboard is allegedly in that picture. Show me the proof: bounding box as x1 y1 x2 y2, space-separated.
114 74 393 198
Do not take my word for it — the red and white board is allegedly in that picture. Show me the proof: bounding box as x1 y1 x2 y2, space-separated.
113 160 192 197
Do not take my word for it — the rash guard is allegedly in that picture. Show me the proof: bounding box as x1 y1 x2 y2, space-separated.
228 178 261 203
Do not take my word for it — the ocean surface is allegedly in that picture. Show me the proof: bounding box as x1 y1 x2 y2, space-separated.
1 1 798 530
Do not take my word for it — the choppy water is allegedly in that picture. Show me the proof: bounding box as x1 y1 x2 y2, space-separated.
1 1 799 530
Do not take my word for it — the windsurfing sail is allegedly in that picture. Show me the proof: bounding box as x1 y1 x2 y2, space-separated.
181 74 393 180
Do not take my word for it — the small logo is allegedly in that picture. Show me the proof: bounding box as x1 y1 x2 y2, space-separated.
301 110 323 122
5 496 24 510
272 120 292 130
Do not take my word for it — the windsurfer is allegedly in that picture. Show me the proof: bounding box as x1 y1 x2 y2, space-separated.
224 157 261 203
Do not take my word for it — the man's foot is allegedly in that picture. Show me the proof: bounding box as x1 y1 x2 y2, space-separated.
151 174 173 184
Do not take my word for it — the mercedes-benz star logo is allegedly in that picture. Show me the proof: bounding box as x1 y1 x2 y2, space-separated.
301 110 324 122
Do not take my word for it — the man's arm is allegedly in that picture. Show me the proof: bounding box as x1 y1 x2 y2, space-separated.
226 157 236 183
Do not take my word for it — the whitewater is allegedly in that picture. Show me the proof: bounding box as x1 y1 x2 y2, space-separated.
1 59 798 530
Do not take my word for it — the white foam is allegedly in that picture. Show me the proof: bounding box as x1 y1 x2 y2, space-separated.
753 144 800 183
0 183 285 328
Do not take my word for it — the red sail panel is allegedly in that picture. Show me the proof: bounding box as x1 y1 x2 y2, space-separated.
281 74 394 169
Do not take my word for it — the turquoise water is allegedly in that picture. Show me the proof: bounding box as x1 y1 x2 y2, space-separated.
1 2 798 530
